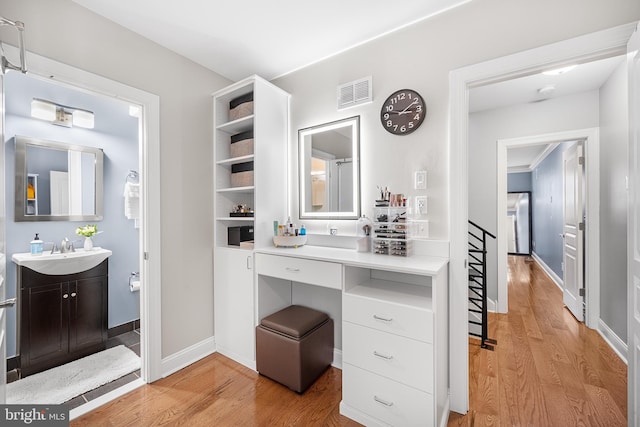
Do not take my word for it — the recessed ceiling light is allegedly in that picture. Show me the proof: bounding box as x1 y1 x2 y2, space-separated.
542 65 577 76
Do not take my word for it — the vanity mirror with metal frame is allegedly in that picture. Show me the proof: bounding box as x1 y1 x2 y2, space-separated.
299 116 360 220
506 191 532 255
14 135 104 222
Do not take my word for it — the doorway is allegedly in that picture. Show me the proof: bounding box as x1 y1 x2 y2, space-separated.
448 23 635 413
0 45 162 416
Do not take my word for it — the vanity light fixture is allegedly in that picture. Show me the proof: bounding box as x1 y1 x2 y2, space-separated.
30 98 95 129
542 64 577 76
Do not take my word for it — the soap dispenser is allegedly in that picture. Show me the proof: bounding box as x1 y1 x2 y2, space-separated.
30 233 43 256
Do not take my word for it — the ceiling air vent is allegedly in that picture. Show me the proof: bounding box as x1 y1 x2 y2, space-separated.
337 76 372 110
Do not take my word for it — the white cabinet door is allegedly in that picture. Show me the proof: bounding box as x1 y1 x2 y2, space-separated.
214 247 255 369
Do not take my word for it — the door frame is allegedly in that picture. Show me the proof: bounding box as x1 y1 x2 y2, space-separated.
496 130 600 327
3 46 163 383
448 22 636 414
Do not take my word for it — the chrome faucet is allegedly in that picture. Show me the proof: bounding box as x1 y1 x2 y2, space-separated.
60 237 71 253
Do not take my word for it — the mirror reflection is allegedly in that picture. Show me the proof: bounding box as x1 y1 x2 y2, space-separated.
299 116 360 219
15 136 104 222
506 191 532 255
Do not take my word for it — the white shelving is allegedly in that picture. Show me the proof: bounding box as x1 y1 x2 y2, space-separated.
213 75 290 369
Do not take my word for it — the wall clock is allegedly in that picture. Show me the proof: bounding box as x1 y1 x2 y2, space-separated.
380 89 426 135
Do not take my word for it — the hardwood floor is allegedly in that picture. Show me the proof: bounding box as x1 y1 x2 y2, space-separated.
71 354 360 426
72 255 626 426
448 256 627 427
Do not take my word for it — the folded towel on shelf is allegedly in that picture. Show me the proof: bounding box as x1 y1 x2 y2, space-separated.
123 182 140 225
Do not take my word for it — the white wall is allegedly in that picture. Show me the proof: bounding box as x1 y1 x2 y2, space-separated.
273 0 638 240
468 91 599 301
599 61 629 342
0 0 231 358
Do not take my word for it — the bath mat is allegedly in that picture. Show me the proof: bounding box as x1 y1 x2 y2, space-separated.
7 345 140 404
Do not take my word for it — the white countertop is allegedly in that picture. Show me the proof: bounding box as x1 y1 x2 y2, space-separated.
255 245 449 276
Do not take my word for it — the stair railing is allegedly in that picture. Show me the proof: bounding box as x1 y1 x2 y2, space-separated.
468 220 497 350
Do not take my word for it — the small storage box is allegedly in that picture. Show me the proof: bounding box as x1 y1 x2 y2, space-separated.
230 130 254 158
229 92 254 121
231 161 254 187
228 225 254 246
256 305 333 393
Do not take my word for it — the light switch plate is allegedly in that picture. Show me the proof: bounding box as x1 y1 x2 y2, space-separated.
413 220 429 238
414 171 427 190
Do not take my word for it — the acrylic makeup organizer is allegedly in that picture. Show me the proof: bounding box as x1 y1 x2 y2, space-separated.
372 206 413 256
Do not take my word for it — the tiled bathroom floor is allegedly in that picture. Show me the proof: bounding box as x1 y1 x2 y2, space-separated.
64 329 141 410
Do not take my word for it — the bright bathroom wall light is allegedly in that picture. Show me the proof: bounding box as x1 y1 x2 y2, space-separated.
72 109 95 128
30 99 56 121
30 98 95 129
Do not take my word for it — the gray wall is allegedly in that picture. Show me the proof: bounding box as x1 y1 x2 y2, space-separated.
531 142 575 277
508 172 532 192
599 61 629 342
0 0 231 358
4 71 140 357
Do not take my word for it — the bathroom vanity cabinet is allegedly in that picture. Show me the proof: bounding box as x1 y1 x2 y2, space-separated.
17 259 108 377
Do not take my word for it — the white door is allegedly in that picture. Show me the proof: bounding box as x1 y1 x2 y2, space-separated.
0 71 9 403
627 23 640 427
50 170 69 215
562 141 585 322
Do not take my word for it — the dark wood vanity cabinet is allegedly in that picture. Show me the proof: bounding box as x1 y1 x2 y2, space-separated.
18 260 108 377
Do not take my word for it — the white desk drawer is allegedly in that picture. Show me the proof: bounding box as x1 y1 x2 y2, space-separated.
255 253 342 290
343 293 433 342
343 322 433 393
343 363 433 427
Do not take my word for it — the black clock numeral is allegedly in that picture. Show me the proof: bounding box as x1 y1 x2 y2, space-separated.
408 122 414 129
383 113 390 120
414 113 420 121
400 125 407 132
416 105 423 112
387 120 393 127
393 125 398 131
386 105 394 112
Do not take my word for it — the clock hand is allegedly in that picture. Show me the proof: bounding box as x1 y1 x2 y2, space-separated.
399 99 418 114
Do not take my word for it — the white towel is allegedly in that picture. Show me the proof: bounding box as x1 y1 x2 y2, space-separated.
123 182 140 225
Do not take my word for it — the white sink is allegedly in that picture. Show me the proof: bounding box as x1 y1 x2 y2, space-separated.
12 247 112 275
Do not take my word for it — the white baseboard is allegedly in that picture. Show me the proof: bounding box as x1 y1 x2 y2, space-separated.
598 319 628 364
161 336 216 378
531 252 563 291
70 378 145 420
332 348 342 370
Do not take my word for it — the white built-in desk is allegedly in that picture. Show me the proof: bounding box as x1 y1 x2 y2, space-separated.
254 245 449 427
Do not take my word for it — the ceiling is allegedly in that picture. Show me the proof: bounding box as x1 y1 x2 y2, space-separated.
469 54 624 170
72 0 470 82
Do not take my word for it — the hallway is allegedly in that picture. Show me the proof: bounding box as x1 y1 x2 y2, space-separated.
449 256 627 426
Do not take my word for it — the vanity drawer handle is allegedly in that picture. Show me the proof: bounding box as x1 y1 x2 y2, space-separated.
63 294 69 299
373 395 394 407
71 292 77 297
373 314 393 323
373 351 393 360
285 267 300 272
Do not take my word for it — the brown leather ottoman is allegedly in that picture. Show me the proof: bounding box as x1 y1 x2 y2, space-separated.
256 305 334 393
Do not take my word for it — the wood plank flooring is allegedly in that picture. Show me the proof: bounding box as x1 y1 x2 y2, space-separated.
72 255 626 426
448 256 627 427
71 354 360 426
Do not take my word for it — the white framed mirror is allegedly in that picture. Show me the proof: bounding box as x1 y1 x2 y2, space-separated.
299 116 360 220
14 135 104 222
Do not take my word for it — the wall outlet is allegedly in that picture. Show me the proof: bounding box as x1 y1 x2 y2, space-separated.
414 171 427 190
414 220 429 238
415 196 427 215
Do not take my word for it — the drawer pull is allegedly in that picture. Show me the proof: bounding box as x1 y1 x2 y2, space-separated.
373 314 393 323
373 350 393 360
71 292 77 297
285 267 300 272
373 395 394 407
62 294 69 299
